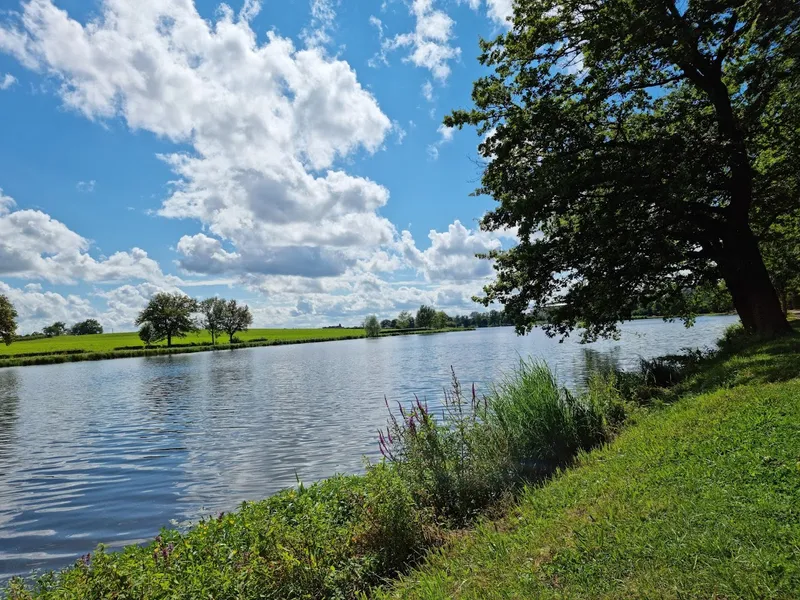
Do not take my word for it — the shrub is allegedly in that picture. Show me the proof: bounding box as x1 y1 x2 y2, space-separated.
364 315 381 338
379 369 509 525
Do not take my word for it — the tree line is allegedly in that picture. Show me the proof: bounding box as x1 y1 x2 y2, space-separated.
137 293 253 347
363 305 517 337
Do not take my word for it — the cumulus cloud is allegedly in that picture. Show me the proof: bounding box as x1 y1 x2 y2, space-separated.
399 219 513 282
0 0 394 281
461 0 513 27
0 189 177 285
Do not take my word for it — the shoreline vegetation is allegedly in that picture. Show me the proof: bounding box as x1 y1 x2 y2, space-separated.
0 327 473 369
4 322 798 599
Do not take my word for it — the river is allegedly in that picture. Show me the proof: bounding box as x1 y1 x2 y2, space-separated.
0 316 738 581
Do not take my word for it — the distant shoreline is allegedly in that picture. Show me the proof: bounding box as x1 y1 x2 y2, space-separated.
0 327 473 369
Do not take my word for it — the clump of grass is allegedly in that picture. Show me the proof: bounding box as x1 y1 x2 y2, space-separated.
379 361 613 526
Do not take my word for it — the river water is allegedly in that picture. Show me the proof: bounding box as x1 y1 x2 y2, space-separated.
0 316 737 580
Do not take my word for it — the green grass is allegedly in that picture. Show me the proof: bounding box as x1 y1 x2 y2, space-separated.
0 327 472 368
1 328 364 356
376 330 800 599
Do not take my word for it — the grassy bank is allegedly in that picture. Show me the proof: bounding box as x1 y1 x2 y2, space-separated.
0 327 471 369
379 328 800 599
3 326 798 599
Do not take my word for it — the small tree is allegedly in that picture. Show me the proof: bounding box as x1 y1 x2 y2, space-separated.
0 294 18 346
396 310 413 329
416 305 436 329
221 300 253 344
70 319 103 335
198 297 226 345
432 311 450 330
364 315 381 338
42 321 67 337
135 292 198 347
138 322 159 347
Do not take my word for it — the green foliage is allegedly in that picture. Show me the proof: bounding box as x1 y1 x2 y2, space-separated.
0 294 17 346
135 293 198 347
69 319 103 336
364 314 381 338
138 322 158 347
449 0 797 337
396 311 414 329
197 297 226 345
4 467 431 600
42 322 67 338
220 299 253 344
415 305 436 329
487 361 606 478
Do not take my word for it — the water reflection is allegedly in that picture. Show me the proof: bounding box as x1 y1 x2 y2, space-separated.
0 316 737 580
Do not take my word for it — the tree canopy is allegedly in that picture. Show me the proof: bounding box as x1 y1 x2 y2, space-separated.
135 293 198 347
447 0 799 339
42 322 68 337
221 299 253 343
70 319 103 335
0 294 17 346
416 305 436 329
364 315 381 338
198 297 226 345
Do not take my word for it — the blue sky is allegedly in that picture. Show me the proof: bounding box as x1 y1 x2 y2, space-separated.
0 0 515 332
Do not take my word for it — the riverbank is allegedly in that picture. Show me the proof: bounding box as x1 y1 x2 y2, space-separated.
0 327 471 369
379 326 800 599
3 324 797 599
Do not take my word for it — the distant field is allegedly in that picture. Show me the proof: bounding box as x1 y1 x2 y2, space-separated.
0 328 365 356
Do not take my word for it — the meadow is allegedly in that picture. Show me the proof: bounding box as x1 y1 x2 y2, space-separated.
0 327 469 368
0 328 364 356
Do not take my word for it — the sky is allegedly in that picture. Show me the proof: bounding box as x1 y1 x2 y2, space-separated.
0 0 517 333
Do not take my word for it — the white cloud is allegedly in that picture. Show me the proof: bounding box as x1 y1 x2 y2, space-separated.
0 0 394 282
380 0 461 81
301 0 338 48
459 0 513 28
76 179 95 192
0 73 16 89
399 219 514 282
427 123 455 160
421 80 434 102
0 189 177 285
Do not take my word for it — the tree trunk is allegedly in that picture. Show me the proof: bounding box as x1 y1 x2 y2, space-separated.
167 332 172 347
717 226 791 336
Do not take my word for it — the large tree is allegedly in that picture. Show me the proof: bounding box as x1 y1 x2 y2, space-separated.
135 293 198 347
198 297 226 345
447 0 799 339
0 295 17 346
221 300 253 344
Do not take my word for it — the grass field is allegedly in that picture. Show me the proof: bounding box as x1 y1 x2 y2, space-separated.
0 328 364 356
0 327 471 368
377 330 800 599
